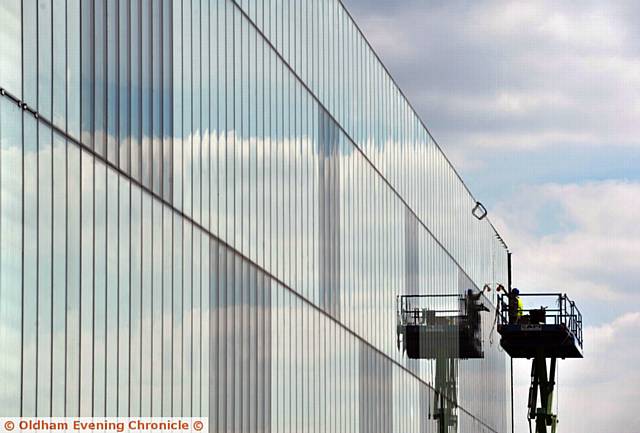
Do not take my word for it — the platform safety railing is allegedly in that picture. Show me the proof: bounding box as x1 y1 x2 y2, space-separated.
397 294 464 326
497 292 583 349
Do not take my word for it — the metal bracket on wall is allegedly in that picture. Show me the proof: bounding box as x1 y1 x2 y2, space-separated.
472 201 488 220
0 86 39 118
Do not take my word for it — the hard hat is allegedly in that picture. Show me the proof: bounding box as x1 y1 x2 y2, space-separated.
512 288 520 294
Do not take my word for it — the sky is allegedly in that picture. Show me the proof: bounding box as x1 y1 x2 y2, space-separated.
343 0 640 432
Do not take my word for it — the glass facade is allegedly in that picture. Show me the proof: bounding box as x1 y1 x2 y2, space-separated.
0 0 509 432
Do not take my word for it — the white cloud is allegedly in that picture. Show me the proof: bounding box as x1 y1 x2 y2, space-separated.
451 130 598 151
476 2 626 50
491 180 640 303
344 0 640 168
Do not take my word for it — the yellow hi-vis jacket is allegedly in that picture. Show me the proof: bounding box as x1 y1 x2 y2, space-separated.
517 297 524 318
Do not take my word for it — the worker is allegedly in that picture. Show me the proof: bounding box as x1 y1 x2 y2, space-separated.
465 288 489 327
466 288 481 303
466 288 489 307
508 288 523 324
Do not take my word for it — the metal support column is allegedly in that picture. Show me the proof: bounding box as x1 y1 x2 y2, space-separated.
433 356 458 433
528 354 558 433
507 252 515 433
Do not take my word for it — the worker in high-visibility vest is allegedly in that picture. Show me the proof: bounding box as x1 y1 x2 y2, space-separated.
508 288 523 324
517 291 524 319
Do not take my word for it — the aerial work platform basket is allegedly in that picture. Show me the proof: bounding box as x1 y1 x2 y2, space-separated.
497 291 584 433
497 293 583 359
396 293 489 360
396 292 490 433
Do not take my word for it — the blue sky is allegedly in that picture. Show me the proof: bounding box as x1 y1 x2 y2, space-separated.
344 0 640 431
